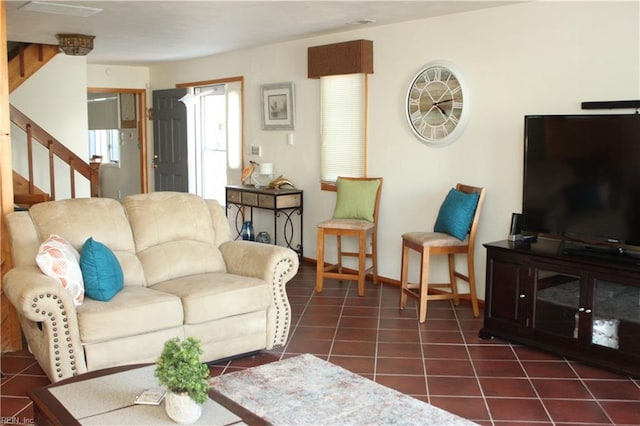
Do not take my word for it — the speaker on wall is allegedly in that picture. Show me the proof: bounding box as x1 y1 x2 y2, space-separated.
581 100 640 110
508 213 523 241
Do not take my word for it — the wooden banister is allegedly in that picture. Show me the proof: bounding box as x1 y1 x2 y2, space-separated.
8 43 59 93
13 193 50 206
10 105 100 199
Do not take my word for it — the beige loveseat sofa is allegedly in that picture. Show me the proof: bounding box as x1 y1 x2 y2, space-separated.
3 192 299 382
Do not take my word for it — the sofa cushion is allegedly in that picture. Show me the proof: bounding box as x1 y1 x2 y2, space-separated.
28 198 146 287
35 234 85 306
123 192 227 285
205 199 233 247
76 286 183 343
80 238 124 302
150 272 270 324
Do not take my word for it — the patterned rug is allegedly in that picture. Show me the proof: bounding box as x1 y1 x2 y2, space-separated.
210 354 477 425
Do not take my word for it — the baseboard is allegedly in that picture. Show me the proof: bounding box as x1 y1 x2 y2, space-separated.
301 257 486 307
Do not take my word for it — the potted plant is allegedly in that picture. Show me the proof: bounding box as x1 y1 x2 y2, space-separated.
155 337 210 424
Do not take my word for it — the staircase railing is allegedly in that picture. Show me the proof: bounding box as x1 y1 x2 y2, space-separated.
8 43 59 93
10 105 100 199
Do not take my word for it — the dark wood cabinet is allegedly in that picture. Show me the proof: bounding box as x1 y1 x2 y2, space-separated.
481 239 640 377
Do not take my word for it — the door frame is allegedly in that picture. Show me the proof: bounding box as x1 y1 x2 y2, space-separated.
175 76 245 171
87 87 148 193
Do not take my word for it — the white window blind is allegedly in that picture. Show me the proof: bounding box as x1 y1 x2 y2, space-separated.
320 73 366 183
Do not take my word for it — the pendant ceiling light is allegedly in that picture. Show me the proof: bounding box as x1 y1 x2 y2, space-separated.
56 34 95 56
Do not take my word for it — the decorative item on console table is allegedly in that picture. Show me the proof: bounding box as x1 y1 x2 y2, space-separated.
268 175 296 189
241 161 259 185
155 337 210 424
256 232 271 244
252 162 274 188
241 221 255 241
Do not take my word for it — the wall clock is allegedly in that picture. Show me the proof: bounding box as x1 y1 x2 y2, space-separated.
406 61 470 147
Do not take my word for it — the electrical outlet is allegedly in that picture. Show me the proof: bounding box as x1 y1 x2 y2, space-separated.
250 145 261 156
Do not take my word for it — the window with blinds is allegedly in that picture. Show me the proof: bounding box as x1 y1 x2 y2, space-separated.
320 73 367 183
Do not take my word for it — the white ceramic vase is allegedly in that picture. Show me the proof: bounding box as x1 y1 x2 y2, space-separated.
164 391 202 424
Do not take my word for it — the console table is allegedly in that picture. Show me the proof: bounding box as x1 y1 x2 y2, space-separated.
481 239 640 377
226 185 303 257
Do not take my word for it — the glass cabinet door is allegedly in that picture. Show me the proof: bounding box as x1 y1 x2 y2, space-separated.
533 268 582 341
591 279 640 355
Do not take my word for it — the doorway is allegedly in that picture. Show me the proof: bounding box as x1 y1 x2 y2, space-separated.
169 76 244 202
87 87 148 198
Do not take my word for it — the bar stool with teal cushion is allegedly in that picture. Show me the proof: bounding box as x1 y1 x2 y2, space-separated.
400 183 486 322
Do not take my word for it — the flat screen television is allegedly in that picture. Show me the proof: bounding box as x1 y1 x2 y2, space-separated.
522 113 640 252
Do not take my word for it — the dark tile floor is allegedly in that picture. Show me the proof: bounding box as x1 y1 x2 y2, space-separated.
2 263 640 425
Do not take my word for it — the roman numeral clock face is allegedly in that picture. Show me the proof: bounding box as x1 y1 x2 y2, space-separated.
406 62 470 147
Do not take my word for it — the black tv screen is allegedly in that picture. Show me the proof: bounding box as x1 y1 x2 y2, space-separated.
523 114 640 247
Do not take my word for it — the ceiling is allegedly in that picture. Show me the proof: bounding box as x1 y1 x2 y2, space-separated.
6 1 513 65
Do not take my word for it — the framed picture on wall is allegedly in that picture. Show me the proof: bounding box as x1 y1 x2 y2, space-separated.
120 93 137 128
261 82 295 130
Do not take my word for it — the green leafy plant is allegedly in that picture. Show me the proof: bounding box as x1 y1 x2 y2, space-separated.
154 337 210 404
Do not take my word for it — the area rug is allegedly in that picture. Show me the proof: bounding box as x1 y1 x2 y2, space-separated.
210 353 477 425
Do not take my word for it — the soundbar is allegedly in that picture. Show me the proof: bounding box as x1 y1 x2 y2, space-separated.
581 100 640 110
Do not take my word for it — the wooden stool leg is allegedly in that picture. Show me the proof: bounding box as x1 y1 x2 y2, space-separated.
418 248 430 323
448 253 460 306
400 240 409 309
468 254 480 317
336 235 343 275
357 230 366 296
316 228 325 293
371 229 379 284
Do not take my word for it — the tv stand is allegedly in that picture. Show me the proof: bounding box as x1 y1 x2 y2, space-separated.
561 241 640 265
481 239 640 378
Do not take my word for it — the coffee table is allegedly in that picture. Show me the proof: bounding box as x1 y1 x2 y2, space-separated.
27 364 267 425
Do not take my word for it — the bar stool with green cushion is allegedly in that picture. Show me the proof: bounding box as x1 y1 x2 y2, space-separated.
316 177 383 297
400 183 486 322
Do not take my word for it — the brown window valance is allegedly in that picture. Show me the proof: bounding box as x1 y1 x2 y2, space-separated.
307 39 373 79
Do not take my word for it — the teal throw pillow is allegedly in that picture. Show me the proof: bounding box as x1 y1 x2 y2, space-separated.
332 178 381 222
434 188 480 240
80 237 124 302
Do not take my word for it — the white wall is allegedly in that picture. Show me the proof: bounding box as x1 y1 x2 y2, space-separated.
147 1 639 298
87 64 149 89
11 54 91 198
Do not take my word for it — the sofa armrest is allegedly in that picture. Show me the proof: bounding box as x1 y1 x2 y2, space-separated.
3 266 87 382
219 241 299 348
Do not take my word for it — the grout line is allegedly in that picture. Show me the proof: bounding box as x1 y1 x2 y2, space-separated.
373 280 382 381
567 361 616 425
326 281 351 363
417 318 430 403
11 400 34 423
511 344 556 425
453 302 495 426
279 278 317 359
